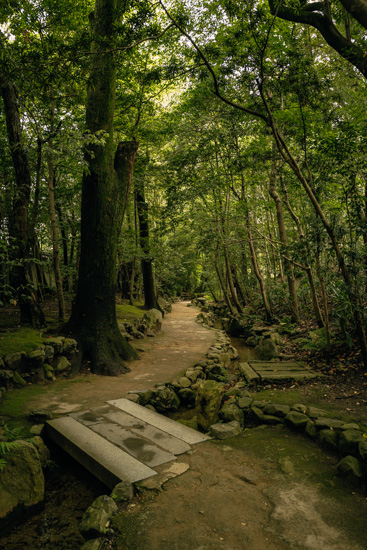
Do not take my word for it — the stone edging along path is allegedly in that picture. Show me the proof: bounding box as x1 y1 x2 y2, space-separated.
126 327 367 492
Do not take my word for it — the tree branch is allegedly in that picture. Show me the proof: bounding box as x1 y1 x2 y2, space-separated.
159 0 269 123
268 0 367 77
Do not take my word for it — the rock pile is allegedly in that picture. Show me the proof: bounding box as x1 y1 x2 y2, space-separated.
0 336 78 402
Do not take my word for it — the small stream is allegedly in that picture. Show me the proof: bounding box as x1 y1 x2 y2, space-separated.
230 336 258 364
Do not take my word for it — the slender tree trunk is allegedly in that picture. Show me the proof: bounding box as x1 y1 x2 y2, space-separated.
47 98 66 321
223 244 243 313
56 200 69 288
214 246 236 315
268 162 300 322
65 0 138 375
316 248 331 358
136 183 162 311
281 177 324 327
240 177 273 323
266 107 367 366
0 77 45 326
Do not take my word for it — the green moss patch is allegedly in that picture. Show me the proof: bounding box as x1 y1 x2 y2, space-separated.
0 385 48 418
116 303 145 321
0 327 44 357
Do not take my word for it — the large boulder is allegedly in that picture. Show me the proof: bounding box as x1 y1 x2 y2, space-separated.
0 440 45 529
255 337 278 360
195 380 225 431
142 309 163 333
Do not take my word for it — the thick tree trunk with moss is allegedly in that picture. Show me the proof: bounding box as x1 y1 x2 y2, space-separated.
65 0 138 375
0 78 45 327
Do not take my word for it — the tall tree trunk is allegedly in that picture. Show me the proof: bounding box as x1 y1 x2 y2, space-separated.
214 245 236 315
65 0 138 375
0 77 45 326
136 183 162 311
240 176 273 323
47 98 66 321
223 244 243 313
268 161 300 322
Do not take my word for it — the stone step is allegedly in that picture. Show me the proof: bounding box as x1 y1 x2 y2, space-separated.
107 398 210 445
238 362 260 383
45 416 157 488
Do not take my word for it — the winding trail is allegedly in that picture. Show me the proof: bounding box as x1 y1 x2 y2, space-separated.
25 302 216 414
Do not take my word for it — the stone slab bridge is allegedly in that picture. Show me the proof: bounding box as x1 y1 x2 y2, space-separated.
45 398 210 489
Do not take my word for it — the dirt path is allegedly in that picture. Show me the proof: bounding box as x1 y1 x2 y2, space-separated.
113 427 367 550
24 302 217 414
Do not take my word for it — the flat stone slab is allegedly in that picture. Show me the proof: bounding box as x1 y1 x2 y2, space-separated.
104 410 191 455
238 363 260 383
90 422 176 468
247 361 318 383
45 417 156 488
107 398 211 445
71 408 191 456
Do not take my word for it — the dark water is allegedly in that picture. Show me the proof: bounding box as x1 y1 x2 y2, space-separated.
230 336 258 365
0 444 107 550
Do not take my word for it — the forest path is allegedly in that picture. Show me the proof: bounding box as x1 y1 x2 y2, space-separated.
13 302 367 549
25 301 217 414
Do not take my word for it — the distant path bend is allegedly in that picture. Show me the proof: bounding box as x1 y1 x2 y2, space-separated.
26 302 216 414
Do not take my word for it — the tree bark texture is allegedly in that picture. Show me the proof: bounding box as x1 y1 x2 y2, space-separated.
65 0 138 375
136 185 162 311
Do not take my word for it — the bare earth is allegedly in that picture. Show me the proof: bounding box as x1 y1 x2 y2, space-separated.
24 302 217 415
7 302 367 549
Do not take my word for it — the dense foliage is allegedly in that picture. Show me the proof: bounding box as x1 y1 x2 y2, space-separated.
1 0 367 372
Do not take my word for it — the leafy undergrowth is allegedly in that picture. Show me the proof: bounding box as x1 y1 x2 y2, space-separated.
265 326 367 426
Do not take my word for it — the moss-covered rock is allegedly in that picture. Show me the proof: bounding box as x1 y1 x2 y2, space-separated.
219 403 245 427
317 429 339 452
255 337 278 360
210 420 242 439
42 337 65 354
0 440 45 528
152 387 180 413
285 411 309 430
79 495 117 539
27 348 45 368
195 380 224 431
54 356 71 373
263 403 290 418
337 455 364 489
338 429 364 456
